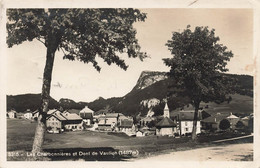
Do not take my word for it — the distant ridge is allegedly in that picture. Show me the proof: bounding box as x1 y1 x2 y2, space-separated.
7 71 253 117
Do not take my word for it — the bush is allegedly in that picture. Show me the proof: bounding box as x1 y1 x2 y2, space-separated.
235 121 245 129
219 119 230 130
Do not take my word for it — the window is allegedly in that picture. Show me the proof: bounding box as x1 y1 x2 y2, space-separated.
185 121 188 126
185 128 188 132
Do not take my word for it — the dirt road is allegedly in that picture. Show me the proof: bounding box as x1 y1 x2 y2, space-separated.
135 143 253 161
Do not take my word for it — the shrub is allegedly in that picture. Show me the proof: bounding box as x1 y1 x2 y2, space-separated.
219 119 230 130
235 121 245 129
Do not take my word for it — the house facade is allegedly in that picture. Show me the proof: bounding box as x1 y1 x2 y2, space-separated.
7 110 17 119
24 111 33 120
46 115 64 131
179 120 201 135
97 113 120 131
173 110 202 135
46 110 83 132
118 118 135 133
63 112 83 130
79 106 94 126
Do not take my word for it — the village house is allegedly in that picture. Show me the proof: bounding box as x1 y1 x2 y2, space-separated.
156 103 177 136
46 111 67 133
23 109 33 120
241 114 253 128
97 113 129 131
46 110 83 133
139 116 154 127
79 106 94 126
7 109 17 119
172 110 202 136
62 111 83 131
67 109 81 114
97 113 119 131
201 112 235 131
226 113 240 129
118 116 135 134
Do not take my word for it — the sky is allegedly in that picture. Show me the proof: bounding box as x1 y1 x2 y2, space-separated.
6 8 254 102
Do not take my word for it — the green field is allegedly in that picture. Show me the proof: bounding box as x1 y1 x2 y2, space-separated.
7 118 252 161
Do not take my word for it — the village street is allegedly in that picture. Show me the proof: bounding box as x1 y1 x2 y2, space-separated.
135 143 253 161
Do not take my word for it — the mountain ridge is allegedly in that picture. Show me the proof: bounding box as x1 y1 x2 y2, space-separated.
7 71 253 117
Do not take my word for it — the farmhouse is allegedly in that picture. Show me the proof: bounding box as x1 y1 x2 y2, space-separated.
24 109 33 119
97 113 120 131
46 111 67 132
118 118 135 133
201 112 231 131
172 110 202 135
97 113 131 131
156 103 177 136
7 110 17 119
46 110 83 132
63 112 83 131
80 106 94 126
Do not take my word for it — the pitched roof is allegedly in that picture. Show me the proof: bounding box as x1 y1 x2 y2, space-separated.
119 119 133 128
141 116 154 122
47 111 82 121
8 110 16 113
67 109 81 115
172 111 202 121
80 112 93 119
48 111 67 121
202 113 230 123
119 115 128 120
105 113 120 118
80 106 94 113
156 117 176 128
227 114 239 119
32 110 39 115
47 109 58 115
64 113 82 120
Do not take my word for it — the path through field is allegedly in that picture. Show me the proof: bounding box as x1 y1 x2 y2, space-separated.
135 143 253 161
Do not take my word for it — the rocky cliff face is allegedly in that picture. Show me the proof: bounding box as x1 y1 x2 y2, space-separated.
132 71 167 91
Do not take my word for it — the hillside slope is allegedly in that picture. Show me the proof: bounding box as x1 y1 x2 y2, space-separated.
7 94 59 112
